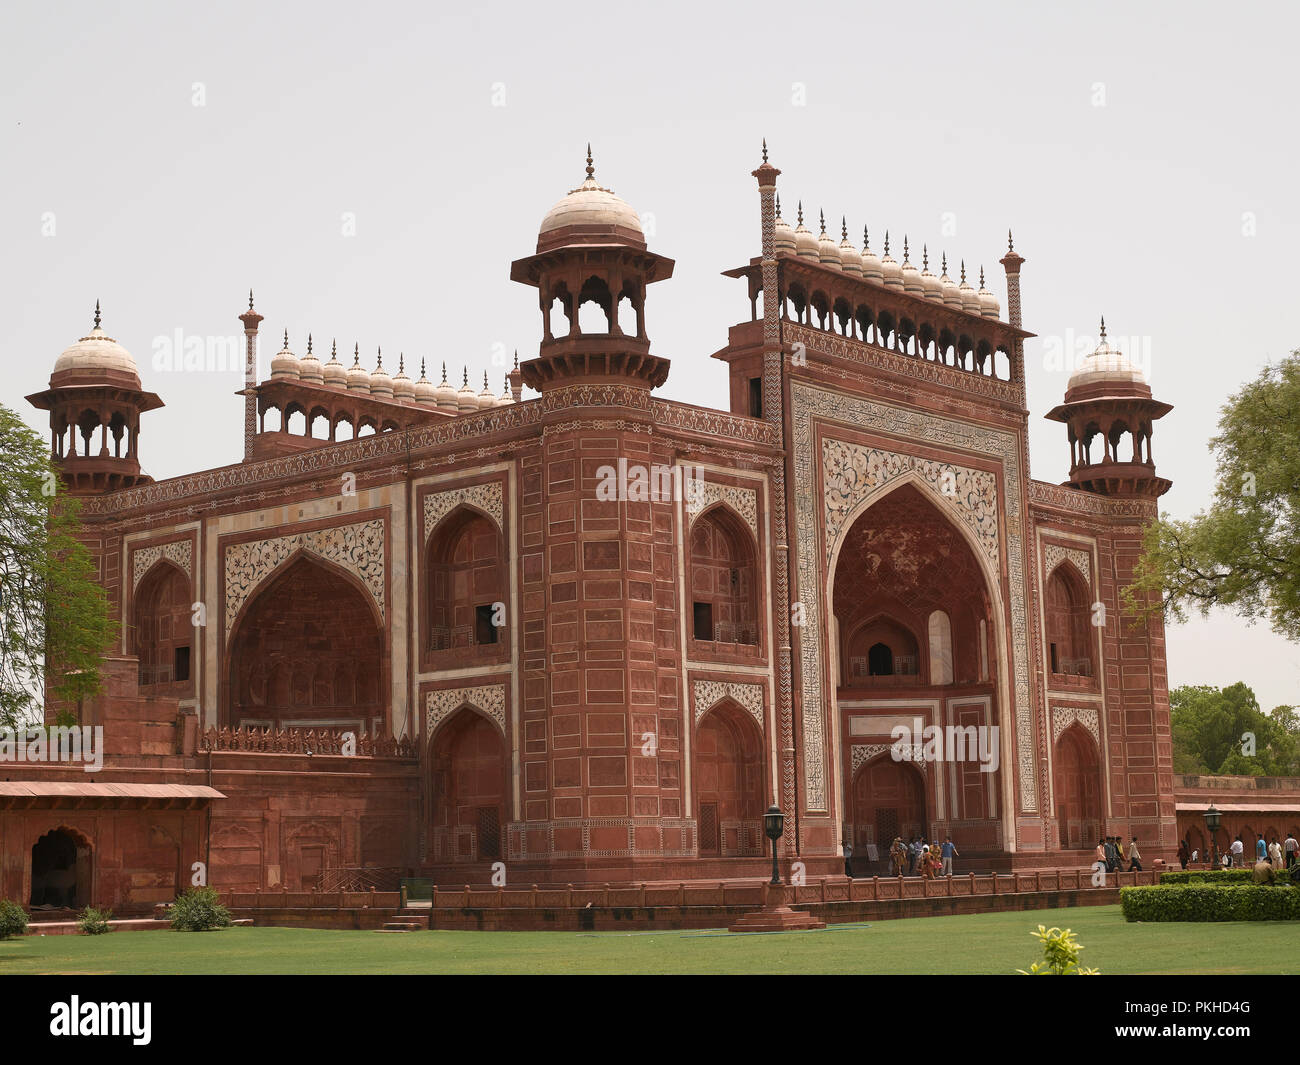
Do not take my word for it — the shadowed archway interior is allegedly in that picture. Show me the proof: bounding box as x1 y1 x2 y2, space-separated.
227 555 384 731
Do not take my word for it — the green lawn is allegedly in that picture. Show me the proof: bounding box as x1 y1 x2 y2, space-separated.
0 905 1292 975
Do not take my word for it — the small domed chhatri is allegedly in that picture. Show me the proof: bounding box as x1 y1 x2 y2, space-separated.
369 348 394 399
1067 317 1148 393
322 339 348 389
900 237 923 296
880 232 903 288
939 253 962 307
816 210 842 270
346 344 372 392
773 196 796 254
456 367 479 412
270 330 301 380
392 354 415 402
537 145 644 252
413 358 437 406
838 218 862 277
298 334 324 384
793 203 818 259
52 301 141 386
860 227 883 282
433 362 458 412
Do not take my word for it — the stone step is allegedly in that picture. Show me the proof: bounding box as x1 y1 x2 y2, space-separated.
379 922 423 932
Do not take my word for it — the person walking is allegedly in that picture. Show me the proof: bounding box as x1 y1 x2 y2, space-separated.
1230 836 1244 868
1285 833 1298 870
1094 838 1106 874
1191 847 1199 864
941 836 958 877
1268 838 1282 872
843 840 854 878
1256 835 1268 863
890 836 907 878
1177 840 1189 870
1128 837 1142 872
908 836 920 875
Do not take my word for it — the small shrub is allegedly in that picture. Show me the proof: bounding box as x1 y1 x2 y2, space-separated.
77 907 112 935
0 899 28 940
1122 884 1300 922
1016 924 1098 975
1160 868 1291 886
169 887 232 932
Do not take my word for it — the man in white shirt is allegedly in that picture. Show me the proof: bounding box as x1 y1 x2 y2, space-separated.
1230 836 1244 868
1285 834 1298 871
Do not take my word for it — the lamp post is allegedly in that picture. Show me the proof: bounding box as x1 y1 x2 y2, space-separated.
764 804 784 886
1205 804 1221 869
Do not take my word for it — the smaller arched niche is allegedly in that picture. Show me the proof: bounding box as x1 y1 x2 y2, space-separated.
843 616 920 684
425 507 507 657
135 562 193 691
689 506 759 647
1046 565 1094 679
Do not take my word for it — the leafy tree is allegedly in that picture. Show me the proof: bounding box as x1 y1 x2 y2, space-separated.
0 404 116 728
1125 353 1300 640
1170 682 1300 776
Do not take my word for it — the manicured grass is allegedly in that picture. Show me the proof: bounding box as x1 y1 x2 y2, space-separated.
0 905 1293 975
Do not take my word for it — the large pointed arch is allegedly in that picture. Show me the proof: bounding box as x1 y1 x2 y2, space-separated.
694 699 766 857
825 470 1014 847
224 552 387 731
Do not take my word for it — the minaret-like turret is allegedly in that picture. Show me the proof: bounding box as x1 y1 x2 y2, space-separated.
511 146 675 394
26 301 164 493
1045 317 1173 497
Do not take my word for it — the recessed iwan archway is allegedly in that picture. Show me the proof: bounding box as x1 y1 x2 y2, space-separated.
827 476 1013 852
225 554 386 732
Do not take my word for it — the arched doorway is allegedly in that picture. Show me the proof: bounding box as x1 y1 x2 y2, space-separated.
695 702 765 857
1045 565 1094 678
135 562 192 691
1053 725 1102 849
430 707 507 862
30 828 91 908
226 555 385 731
851 757 926 852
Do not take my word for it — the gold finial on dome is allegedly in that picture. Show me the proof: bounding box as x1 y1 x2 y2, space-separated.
307 333 313 356
960 260 966 283
819 209 827 237
353 343 360 366
1008 229 1015 253
883 231 890 255
922 245 929 271
1099 315 1107 343
797 201 804 226
586 143 594 180
283 329 289 348
94 299 101 329
248 289 254 311
761 138 768 164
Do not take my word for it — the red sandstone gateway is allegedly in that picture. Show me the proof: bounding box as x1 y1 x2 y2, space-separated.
9 146 1285 915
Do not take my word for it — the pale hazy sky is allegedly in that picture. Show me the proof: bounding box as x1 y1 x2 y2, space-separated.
3 0 1297 710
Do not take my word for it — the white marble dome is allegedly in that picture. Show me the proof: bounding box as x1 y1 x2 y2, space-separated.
54 305 139 381
539 151 641 241
1068 324 1147 390
270 332 301 380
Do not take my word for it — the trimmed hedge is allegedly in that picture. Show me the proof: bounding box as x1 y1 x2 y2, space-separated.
1160 868 1292 886
1122 884 1300 922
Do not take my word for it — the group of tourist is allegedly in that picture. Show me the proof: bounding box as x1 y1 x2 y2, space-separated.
884 836 958 879
1175 833 1298 870
1094 835 1142 873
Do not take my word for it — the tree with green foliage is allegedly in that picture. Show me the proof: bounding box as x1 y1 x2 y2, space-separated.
1125 353 1300 640
1170 682 1299 776
0 404 117 729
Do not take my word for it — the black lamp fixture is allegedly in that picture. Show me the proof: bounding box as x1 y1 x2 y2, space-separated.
1205 804 1221 865
763 804 785 886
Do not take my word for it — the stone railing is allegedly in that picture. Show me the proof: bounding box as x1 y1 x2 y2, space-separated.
200 726 416 758
222 869 1156 912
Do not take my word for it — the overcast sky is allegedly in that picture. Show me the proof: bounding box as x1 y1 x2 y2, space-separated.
3 0 1296 712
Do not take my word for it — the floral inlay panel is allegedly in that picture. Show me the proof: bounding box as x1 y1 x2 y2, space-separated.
1051 705 1100 749
426 683 506 738
1042 543 1092 589
423 482 503 542
686 481 760 542
132 539 193 592
692 679 764 728
224 519 385 636
822 440 998 566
